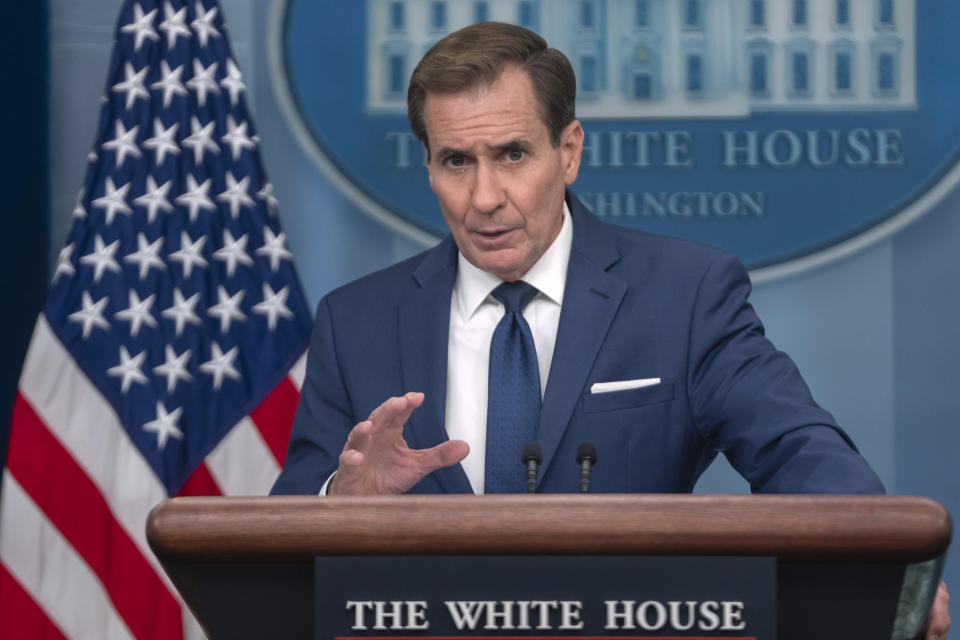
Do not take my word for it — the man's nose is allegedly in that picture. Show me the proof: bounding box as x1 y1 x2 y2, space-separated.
470 160 505 213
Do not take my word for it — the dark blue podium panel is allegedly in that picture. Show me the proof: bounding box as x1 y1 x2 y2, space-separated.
314 556 776 640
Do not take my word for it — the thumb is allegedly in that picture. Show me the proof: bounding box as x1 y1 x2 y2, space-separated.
418 439 470 474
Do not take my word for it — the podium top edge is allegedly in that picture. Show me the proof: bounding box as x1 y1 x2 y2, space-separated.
146 494 952 563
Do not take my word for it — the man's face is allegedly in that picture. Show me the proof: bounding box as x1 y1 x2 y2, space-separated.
423 66 583 282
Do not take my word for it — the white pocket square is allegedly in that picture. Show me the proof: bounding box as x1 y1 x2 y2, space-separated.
590 378 661 394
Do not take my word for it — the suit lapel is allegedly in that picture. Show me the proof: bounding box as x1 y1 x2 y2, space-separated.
537 195 626 480
398 237 473 494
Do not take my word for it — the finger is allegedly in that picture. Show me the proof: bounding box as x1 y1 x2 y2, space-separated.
344 420 373 450
338 448 364 468
417 439 470 474
367 394 409 425
369 392 424 433
387 392 424 430
368 392 422 421
925 581 951 639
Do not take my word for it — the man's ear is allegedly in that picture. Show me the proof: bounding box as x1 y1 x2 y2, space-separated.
561 120 584 185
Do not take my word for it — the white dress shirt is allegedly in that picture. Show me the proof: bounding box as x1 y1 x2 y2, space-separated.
445 204 572 493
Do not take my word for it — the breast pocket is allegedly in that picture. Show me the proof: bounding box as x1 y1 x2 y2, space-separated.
582 378 675 413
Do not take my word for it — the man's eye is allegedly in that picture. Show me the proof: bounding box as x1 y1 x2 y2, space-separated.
446 155 466 168
505 149 524 162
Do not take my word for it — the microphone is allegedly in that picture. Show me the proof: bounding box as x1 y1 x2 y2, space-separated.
576 443 598 493
521 442 542 493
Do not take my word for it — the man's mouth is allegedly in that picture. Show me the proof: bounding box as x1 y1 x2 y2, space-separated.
471 227 518 247
477 228 511 238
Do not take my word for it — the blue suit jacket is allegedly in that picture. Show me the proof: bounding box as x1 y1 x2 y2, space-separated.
272 193 884 495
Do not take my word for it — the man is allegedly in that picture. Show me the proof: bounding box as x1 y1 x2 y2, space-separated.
272 22 949 638
273 21 883 498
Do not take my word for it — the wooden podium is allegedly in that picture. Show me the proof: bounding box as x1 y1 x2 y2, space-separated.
147 495 951 639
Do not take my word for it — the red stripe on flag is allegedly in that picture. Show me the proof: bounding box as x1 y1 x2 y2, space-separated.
7 393 183 640
249 376 299 465
175 461 223 497
0 562 68 640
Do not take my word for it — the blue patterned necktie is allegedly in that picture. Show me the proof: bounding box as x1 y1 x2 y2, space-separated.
484 281 541 493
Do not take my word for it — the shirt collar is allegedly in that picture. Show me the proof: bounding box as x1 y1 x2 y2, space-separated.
454 202 573 320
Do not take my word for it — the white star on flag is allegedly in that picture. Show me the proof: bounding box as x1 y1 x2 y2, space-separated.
175 174 216 222
191 1 221 47
67 291 111 339
216 172 255 219
220 58 246 106
92 177 133 225
112 62 150 110
72 188 87 219
53 243 76 284
199 342 241 390
133 176 175 223
168 231 208 278
257 182 279 216
120 3 159 51
150 61 188 108
123 233 166 280
253 283 294 331
142 119 180 165
142 402 185 450
158 1 191 49
107 345 150 393
213 229 254 277
114 290 159 337
161 288 202 337
221 115 255 160
186 59 219 107
102 120 142 168
182 116 218 163
79 235 122 283
152 345 193 392
256 227 294 272
207 286 246 333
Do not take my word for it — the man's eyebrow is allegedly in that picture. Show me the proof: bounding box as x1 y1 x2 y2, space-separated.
493 139 533 152
435 146 466 158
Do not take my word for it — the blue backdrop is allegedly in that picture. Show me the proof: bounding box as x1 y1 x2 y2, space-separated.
28 0 959 595
0 1 48 485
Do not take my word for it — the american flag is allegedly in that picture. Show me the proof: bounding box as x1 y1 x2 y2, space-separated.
0 1 313 637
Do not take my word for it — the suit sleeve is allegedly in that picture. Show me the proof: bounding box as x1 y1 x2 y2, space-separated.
686 252 885 494
271 296 354 495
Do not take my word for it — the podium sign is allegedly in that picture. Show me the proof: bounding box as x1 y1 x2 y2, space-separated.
315 556 776 640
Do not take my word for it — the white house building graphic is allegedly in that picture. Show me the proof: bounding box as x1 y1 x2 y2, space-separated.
365 0 916 118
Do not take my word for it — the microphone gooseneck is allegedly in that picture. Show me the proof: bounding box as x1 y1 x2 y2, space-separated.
576 443 598 493
521 442 542 493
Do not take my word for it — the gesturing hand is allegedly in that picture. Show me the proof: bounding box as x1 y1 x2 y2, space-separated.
328 392 469 495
